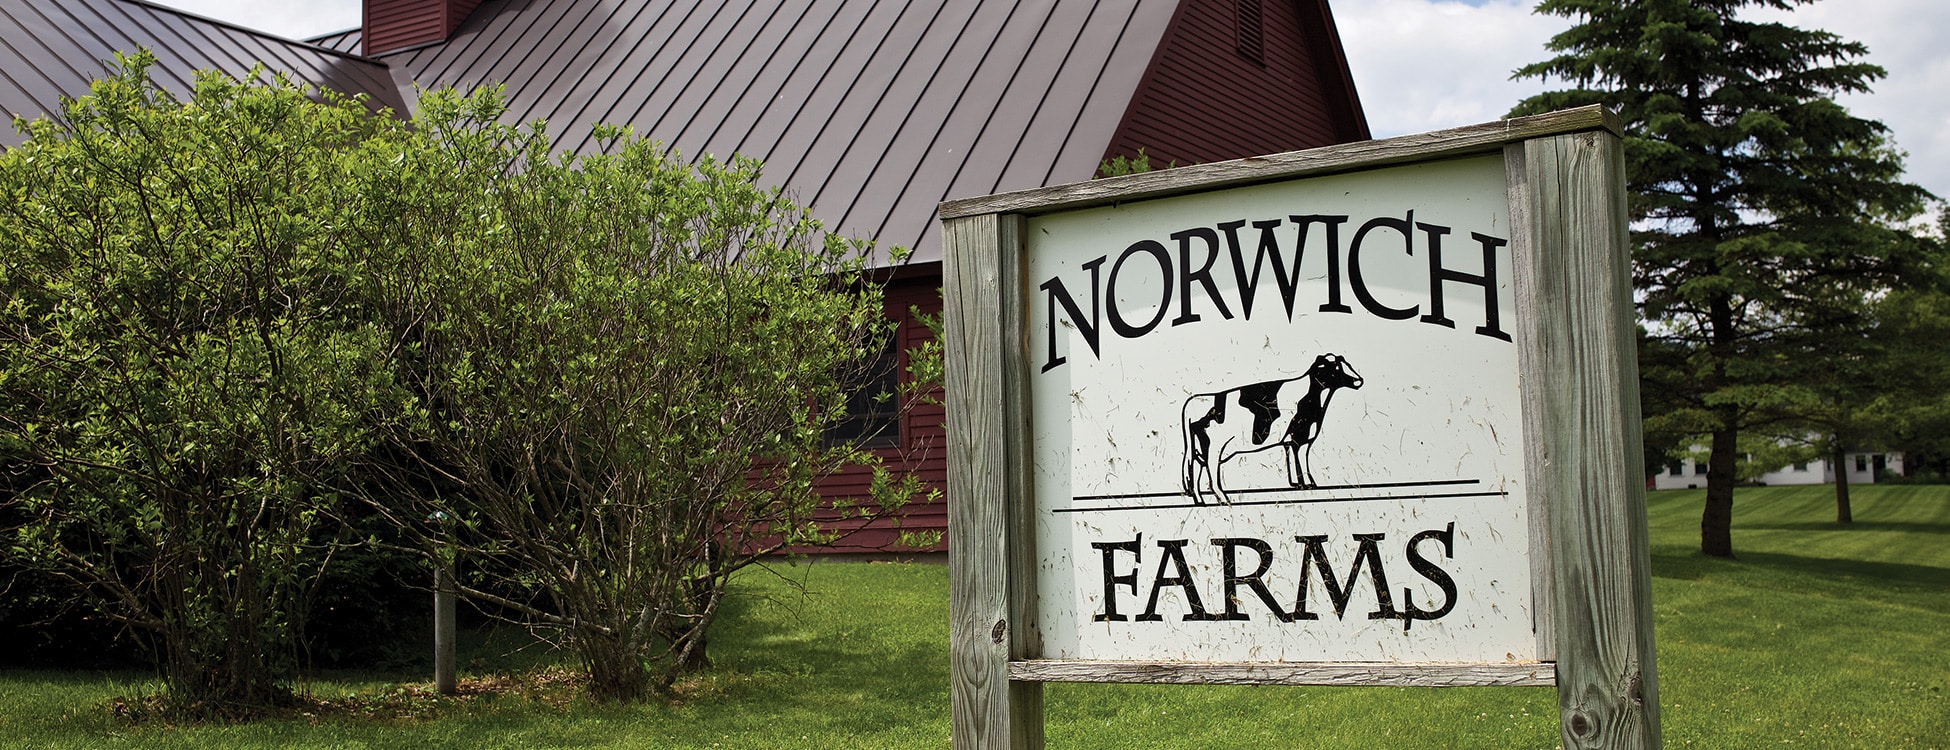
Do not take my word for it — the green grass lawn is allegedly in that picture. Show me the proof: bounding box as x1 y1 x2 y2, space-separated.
2 484 1946 748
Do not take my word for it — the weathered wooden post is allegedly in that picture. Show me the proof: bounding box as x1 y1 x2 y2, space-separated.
1513 127 1660 748
943 211 1043 748
942 105 1657 749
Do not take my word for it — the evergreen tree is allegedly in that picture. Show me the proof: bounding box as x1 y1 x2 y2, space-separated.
1860 213 1950 483
1510 0 1933 556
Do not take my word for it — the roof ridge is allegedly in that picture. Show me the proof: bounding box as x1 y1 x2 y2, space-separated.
304 26 362 43
115 0 389 65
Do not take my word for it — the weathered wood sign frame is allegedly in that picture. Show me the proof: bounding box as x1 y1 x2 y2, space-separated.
940 106 1658 749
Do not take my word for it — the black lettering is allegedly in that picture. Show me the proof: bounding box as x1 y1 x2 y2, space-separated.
1171 227 1234 326
1139 538 1221 622
1349 213 1419 321
1091 536 1142 622
1293 533 1400 621
1038 255 1107 373
1037 214 1508 374
1106 240 1173 339
1221 218 1304 320
1400 523 1459 631
1292 215 1352 314
1420 230 1513 342
1214 537 1291 622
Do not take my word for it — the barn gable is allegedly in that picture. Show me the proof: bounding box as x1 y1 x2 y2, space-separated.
1105 0 1368 168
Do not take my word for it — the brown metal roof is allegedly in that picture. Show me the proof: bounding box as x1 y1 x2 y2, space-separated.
305 27 365 56
0 0 407 148
376 0 1189 263
1 0 1369 265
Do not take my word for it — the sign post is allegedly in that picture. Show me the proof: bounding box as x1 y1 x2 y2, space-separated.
943 106 1657 749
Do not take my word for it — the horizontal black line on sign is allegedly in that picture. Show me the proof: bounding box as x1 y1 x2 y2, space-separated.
1052 490 1509 514
1071 478 1481 502
1006 659 1555 688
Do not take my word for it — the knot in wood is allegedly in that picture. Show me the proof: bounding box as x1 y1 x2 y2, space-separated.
991 618 1008 644
1567 710 1596 740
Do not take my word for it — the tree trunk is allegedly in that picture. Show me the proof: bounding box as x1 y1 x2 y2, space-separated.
671 628 711 673
162 610 291 717
1833 445 1853 524
156 523 293 718
1701 426 1738 558
579 629 650 703
1700 290 1737 558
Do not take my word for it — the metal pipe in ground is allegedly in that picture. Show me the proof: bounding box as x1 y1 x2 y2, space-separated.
435 565 457 695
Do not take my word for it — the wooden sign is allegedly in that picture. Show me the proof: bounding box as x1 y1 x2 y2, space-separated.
941 106 1659 749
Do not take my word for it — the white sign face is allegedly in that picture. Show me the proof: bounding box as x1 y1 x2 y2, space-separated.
1028 156 1536 664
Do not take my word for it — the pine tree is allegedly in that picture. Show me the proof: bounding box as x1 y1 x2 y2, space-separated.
1509 0 1933 556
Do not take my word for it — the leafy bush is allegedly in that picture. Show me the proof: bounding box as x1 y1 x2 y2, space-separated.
0 53 404 716
1095 147 1174 178
345 89 932 701
2 55 930 710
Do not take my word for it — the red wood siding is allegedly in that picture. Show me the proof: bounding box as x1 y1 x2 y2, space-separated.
1106 0 1365 169
801 273 948 552
365 0 483 56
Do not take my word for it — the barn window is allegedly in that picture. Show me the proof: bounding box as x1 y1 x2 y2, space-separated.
1855 455 1868 472
1693 462 1706 476
1666 461 1683 477
826 328 902 450
1235 0 1264 65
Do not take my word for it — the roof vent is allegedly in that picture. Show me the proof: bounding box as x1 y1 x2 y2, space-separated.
364 0 482 56
1236 0 1264 66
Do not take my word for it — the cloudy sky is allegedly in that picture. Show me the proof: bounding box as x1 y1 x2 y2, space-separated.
154 0 1948 206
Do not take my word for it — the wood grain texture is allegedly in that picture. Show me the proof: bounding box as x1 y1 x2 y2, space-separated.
1009 660 1554 687
1518 132 1662 749
939 105 1620 220
1505 141 1557 665
944 214 1043 750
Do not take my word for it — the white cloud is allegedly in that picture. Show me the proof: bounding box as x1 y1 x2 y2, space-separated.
147 0 360 40
1334 0 1568 137
1335 0 1950 207
1746 0 1950 206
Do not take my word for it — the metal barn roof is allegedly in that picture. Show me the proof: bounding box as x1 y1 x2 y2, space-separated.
1 0 1368 264
370 0 1193 262
304 27 366 56
0 0 407 145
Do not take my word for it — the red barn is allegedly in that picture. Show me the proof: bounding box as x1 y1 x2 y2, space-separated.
0 0 1369 553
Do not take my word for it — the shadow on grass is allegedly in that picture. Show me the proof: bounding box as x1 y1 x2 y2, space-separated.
685 567 950 736
1651 547 1950 612
1736 520 1950 536
708 627 946 724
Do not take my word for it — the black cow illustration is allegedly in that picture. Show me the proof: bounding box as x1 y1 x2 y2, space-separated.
1180 353 1364 504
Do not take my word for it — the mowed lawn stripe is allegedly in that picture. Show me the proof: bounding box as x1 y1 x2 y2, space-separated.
0 484 1944 748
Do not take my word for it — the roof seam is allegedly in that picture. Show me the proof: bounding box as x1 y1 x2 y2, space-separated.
119 0 391 64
